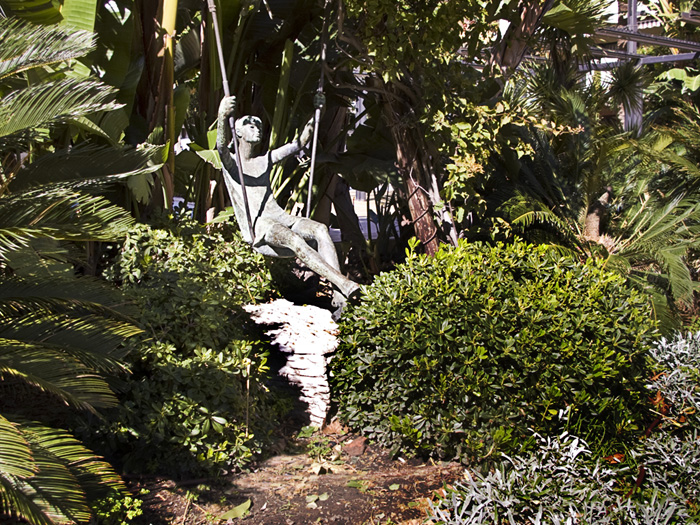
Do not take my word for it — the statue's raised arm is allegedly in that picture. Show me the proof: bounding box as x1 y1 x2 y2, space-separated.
270 93 324 164
216 94 358 318
217 96 238 177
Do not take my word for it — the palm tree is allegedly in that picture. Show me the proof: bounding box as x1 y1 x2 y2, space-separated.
0 17 146 524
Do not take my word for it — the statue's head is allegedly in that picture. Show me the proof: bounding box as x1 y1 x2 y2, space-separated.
234 115 263 145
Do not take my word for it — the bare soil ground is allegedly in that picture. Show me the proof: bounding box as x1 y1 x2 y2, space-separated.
128 424 463 525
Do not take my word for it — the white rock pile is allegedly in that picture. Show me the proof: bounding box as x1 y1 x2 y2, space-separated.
243 299 338 426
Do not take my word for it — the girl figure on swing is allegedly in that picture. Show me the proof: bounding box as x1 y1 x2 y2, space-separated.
217 94 359 313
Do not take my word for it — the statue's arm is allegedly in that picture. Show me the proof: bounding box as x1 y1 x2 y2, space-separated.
217 96 237 176
270 115 315 164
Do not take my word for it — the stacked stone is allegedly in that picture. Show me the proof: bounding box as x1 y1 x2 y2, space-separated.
243 299 338 427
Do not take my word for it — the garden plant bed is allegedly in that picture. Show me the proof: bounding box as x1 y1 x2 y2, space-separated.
128 427 463 525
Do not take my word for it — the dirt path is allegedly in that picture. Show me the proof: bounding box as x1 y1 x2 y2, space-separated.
130 427 463 524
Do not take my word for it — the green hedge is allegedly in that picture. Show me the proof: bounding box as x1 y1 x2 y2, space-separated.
331 239 657 459
98 215 282 475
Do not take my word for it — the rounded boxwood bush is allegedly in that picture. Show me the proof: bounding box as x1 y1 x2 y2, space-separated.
331 239 658 459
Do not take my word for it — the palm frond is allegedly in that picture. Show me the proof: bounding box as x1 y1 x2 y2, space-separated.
0 273 140 411
607 61 647 116
1 341 118 411
618 194 700 254
22 451 89 524
657 245 695 305
0 313 139 362
0 277 140 373
10 143 165 192
0 18 94 81
0 78 121 148
0 274 138 318
0 188 134 259
0 474 54 525
0 419 124 525
0 415 35 479
627 271 680 333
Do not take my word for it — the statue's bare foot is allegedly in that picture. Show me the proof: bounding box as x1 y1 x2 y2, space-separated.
331 285 361 321
331 290 346 321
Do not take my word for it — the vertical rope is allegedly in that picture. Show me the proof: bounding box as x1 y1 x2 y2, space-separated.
305 0 332 218
207 0 256 242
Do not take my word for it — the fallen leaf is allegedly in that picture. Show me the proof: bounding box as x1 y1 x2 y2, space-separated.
603 453 625 464
219 499 251 520
309 462 329 475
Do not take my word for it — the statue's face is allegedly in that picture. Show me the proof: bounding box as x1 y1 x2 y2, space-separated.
236 117 262 145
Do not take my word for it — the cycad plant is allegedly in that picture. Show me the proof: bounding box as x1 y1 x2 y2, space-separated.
0 17 146 524
491 62 700 329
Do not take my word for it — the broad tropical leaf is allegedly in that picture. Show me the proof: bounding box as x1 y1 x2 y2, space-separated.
0 0 62 25
59 0 98 34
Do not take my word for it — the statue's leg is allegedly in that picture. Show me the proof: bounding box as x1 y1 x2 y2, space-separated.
291 218 342 271
261 221 358 298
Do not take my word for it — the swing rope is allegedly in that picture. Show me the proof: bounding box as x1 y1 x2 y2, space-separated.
207 0 256 243
305 0 331 218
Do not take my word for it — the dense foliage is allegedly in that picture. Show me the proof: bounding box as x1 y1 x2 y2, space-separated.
96 215 282 476
332 239 657 459
427 330 700 524
0 17 155 525
427 431 690 524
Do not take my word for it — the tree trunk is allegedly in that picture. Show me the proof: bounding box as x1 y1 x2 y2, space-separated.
380 80 442 255
583 187 613 242
490 0 556 74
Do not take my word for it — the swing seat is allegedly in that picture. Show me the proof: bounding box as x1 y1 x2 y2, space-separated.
252 243 296 259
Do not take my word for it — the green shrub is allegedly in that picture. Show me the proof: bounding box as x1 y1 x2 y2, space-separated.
427 332 700 524
331 239 657 459
91 489 146 525
98 215 282 475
